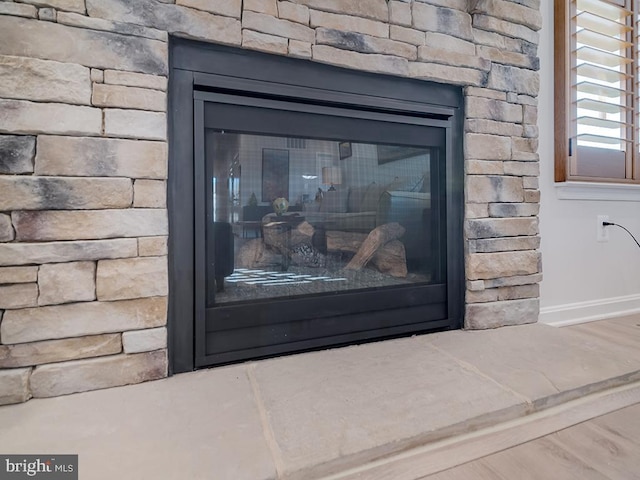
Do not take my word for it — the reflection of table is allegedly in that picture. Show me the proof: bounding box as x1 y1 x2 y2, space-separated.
262 214 305 271
237 220 263 238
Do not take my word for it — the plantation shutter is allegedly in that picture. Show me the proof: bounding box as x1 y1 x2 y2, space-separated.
571 0 634 179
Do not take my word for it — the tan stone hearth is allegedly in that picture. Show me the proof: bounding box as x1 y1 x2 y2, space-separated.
0 0 542 404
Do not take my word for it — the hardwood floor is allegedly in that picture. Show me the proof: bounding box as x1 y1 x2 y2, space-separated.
422 403 640 479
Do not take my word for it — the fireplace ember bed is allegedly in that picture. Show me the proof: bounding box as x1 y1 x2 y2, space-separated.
168 39 464 372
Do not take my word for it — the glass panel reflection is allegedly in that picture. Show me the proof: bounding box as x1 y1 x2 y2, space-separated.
206 131 443 304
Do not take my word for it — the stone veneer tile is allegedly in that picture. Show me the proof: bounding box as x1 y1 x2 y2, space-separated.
409 61 485 86
317 28 416 59
0 177 133 211
465 134 511 161
0 135 35 174
56 12 168 42
176 0 242 18
466 203 489 219
90 68 104 83
38 8 57 22
86 0 241 45
473 14 539 45
466 176 524 203
20 0 85 13
390 25 425 46
1 297 167 344
484 273 542 289
0 55 92 105
466 298 539 329
244 0 278 16
313 45 408 77
133 180 166 208
310 9 389 38
38 261 96 306
417 46 489 70
175 0 242 18
497 283 540 301
0 100 102 136
0 267 38 285
35 136 167 179
288 39 312 58
0 239 138 266
466 119 524 137
0 368 31 406
418 0 468 9
470 236 541 253
488 63 540 96
467 251 540 280
523 176 539 189
242 29 289 55
505 161 540 176
425 32 476 55
92 84 166 111
103 70 167 91
412 2 473 40
466 96 523 123
278 1 310 24
104 109 167 141
466 217 538 239
96 256 168 301
477 45 539 70
122 327 167 354
472 0 542 31
389 0 411 26
466 160 504 175
466 86 508 100
12 209 168 241
244 10 315 42
524 189 541 203
30 350 168 397
0 214 15 242
288 0 388 21
0 16 167 75
0 2 37 18
0 284 38 310
138 236 168 257
0 334 122 368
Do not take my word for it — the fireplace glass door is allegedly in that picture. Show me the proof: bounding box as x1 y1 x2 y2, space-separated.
191 89 459 366
206 132 442 305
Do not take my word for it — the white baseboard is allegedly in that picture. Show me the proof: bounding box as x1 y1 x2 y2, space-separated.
540 293 640 327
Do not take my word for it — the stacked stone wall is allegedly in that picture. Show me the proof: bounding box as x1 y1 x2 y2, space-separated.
0 0 541 404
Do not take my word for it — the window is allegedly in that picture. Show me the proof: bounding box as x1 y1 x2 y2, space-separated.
555 0 640 183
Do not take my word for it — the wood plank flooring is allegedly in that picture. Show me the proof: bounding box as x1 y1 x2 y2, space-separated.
422 403 640 479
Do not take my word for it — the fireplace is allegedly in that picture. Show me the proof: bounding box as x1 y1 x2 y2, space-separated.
169 39 464 372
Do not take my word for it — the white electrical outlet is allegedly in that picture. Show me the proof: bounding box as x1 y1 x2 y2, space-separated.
597 215 610 242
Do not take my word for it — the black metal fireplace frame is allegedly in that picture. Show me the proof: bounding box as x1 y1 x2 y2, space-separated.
168 38 464 373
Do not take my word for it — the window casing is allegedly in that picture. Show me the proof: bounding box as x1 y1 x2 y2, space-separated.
555 0 640 183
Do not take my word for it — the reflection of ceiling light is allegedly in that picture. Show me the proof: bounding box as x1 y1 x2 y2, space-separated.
302 175 317 180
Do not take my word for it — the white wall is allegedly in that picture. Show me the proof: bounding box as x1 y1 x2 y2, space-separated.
538 1 640 326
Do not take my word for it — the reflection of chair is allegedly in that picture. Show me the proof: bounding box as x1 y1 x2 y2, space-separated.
213 222 234 292
241 206 272 238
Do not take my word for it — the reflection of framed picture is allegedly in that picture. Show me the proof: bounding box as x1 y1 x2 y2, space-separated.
377 145 428 165
262 148 289 202
339 141 352 160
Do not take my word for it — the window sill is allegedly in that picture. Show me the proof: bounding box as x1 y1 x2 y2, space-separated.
555 182 640 202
